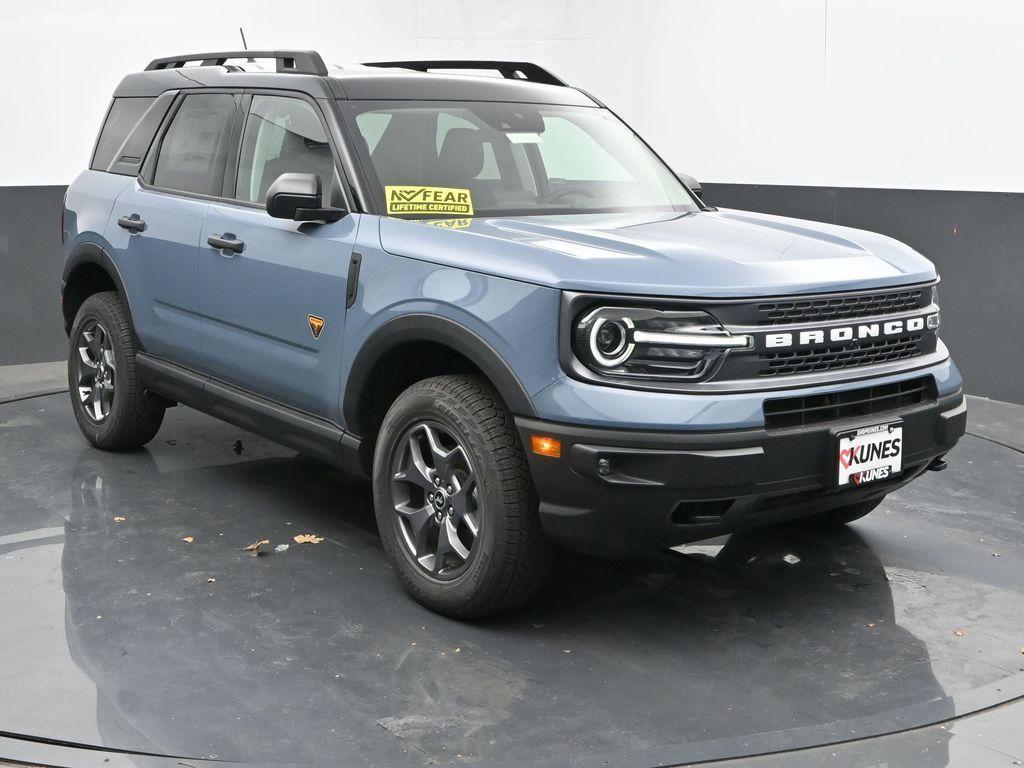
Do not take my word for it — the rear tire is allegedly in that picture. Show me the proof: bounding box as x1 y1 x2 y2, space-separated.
68 291 165 450
372 374 554 618
792 498 884 530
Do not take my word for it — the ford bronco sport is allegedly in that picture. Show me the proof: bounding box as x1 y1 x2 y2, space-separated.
62 51 966 617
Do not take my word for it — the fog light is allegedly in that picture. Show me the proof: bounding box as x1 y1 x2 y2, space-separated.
926 312 940 330
530 435 562 458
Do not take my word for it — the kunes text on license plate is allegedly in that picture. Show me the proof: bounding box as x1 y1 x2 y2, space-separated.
837 423 903 487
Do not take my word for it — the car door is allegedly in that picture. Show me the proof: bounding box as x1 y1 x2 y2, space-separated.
197 92 357 422
107 91 241 369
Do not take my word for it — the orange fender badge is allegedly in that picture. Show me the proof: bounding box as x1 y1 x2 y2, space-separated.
307 315 325 339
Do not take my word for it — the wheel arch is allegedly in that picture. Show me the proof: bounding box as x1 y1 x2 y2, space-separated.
62 243 134 337
343 314 537 443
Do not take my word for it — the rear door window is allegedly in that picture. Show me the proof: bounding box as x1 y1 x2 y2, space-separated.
91 97 155 171
152 93 238 196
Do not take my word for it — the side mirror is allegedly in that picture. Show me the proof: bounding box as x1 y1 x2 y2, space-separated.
266 173 346 223
676 171 703 200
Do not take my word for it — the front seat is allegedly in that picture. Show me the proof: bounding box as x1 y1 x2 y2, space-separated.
436 128 495 209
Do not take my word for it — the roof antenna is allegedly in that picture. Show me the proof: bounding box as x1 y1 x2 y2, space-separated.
239 27 256 66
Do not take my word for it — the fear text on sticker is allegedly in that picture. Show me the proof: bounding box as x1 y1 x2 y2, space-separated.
385 186 474 216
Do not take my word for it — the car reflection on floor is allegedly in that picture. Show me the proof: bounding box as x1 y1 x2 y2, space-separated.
45 398 955 766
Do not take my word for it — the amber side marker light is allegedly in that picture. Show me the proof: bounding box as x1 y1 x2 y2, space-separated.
530 435 562 459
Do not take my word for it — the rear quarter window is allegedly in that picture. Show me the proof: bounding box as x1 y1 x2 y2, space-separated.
91 98 155 171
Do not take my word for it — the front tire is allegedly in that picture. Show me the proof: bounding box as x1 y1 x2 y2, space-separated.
372 375 554 618
68 291 165 450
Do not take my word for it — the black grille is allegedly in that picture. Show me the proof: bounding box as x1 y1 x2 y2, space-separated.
759 335 923 377
756 289 925 325
763 376 935 429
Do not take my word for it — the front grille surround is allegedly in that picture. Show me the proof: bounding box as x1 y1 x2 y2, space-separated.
708 283 939 383
559 282 941 393
763 375 936 429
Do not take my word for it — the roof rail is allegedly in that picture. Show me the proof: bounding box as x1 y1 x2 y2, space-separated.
363 60 568 87
145 50 328 76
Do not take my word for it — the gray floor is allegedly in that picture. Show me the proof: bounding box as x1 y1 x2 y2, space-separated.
0 360 65 403
0 364 1022 767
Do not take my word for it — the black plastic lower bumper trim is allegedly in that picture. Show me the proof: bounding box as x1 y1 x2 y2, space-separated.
516 391 967 556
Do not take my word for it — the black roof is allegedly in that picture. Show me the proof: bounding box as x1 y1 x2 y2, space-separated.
114 51 598 106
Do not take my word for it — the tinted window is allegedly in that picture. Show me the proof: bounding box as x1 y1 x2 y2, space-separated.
436 112 499 180
153 94 237 196
347 101 694 218
536 116 633 182
235 95 336 204
91 98 154 171
355 112 391 154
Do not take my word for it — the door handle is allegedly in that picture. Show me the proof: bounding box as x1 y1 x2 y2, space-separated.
117 214 146 233
207 234 245 254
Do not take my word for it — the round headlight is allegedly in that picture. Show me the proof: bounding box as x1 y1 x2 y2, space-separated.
589 317 635 367
572 305 750 381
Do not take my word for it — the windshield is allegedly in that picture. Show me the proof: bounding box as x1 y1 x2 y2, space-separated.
343 101 698 219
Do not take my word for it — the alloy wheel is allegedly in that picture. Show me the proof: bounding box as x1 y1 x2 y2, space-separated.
389 421 480 580
75 321 116 423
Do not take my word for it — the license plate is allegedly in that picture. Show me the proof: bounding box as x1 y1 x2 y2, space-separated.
836 422 903 487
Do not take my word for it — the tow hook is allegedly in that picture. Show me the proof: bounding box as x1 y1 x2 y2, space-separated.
927 456 948 472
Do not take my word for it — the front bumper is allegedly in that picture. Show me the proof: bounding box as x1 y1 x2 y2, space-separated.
517 391 967 557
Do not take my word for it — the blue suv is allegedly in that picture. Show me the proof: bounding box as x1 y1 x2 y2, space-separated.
62 51 966 616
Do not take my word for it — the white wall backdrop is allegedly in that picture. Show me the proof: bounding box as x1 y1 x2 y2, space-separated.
2 0 1022 192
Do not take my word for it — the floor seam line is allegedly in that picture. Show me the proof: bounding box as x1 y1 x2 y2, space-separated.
965 430 1024 457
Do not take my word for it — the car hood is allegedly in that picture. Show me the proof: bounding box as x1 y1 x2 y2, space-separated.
377 209 936 298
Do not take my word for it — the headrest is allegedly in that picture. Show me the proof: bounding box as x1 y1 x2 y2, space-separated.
437 128 485 181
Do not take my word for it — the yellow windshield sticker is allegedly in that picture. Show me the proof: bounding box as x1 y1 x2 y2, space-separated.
424 218 473 230
386 186 474 216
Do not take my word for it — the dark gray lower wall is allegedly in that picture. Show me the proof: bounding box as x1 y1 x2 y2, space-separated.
0 186 68 365
2 183 1021 404
704 184 1024 405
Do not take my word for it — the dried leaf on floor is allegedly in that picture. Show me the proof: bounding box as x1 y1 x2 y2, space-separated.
275 543 290 553
113 516 126 523
182 536 194 544
207 577 216 583
954 628 965 637
293 534 324 544
244 539 270 556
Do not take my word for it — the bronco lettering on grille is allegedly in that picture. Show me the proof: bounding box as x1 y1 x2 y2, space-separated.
763 316 928 349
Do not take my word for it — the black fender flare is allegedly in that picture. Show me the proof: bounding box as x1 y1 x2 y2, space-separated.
62 242 134 335
342 313 537 436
